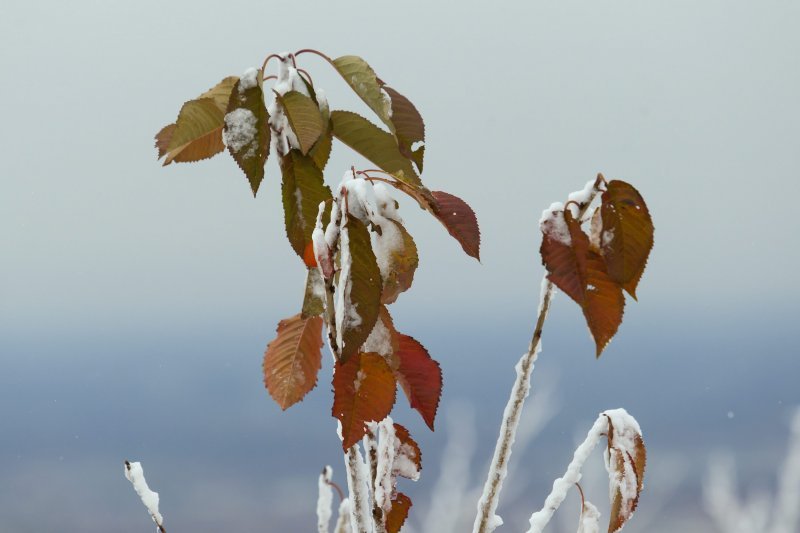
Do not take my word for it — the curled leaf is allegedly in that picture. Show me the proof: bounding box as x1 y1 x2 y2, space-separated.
380 220 418 304
392 423 422 480
604 409 646 532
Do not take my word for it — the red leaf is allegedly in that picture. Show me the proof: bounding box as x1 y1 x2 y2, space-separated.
582 249 625 357
431 191 481 261
262 314 324 410
385 492 412 533
395 334 442 430
332 353 397 450
540 209 590 304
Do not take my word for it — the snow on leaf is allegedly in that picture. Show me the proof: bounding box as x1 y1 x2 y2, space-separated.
332 56 393 128
600 181 654 300
338 216 382 363
330 111 420 187
430 191 481 261
277 91 325 155
582 249 625 357
604 409 646 533
262 313 324 410
577 501 601 533
160 98 226 165
224 71 270 196
380 220 418 304
302 268 326 319
385 492 412 533
393 423 422 480
280 149 333 261
332 352 397 450
382 85 425 173
395 333 442 430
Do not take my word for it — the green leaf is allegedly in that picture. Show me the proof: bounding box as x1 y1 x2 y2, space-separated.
309 125 333 171
330 111 420 187
162 98 226 165
280 150 333 261
382 85 425 173
301 268 326 319
332 55 393 128
338 216 382 362
225 72 270 196
277 91 325 155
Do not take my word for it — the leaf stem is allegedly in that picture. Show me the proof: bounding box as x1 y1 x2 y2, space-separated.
471 179 602 533
294 48 336 65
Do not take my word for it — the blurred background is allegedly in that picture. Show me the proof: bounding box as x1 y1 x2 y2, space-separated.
1 1 799 531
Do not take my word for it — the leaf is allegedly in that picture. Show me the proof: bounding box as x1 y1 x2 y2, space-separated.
395 333 442 430
582 249 625 357
332 352 397 450
392 423 422 479
277 91 325 155
309 125 333 171
198 76 240 112
301 268 326 319
540 209 590 304
332 56 393 128
382 85 425 173
600 181 654 299
330 111 420 187
604 411 647 533
338 216 383 362
385 492 412 533
380 220 419 304
161 98 226 165
262 313 324 410
280 150 333 261
431 191 481 261
225 72 270 196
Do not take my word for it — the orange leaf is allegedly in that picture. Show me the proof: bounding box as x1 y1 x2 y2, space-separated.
431 191 481 261
393 423 422 479
385 492 412 533
582 249 625 357
600 181 654 299
332 352 397 450
395 334 442 430
262 314 324 410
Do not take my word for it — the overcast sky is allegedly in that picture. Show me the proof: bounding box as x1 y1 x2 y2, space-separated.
1 1 799 531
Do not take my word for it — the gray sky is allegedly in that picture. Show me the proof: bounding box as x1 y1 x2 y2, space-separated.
1 1 799 531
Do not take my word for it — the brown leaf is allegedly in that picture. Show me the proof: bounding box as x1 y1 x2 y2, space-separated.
155 124 176 159
198 76 239 112
382 85 425 173
385 492 412 533
392 423 422 479
540 209 590 304
380 220 419 304
332 352 397 450
395 334 442 430
605 411 647 532
430 191 481 261
277 91 325 155
582 249 625 357
600 181 654 299
161 98 226 165
262 314 324 410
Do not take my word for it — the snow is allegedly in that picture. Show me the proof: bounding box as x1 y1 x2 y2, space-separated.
239 67 260 92
318 466 334 533
539 202 571 246
223 108 257 156
124 460 163 529
334 498 353 533
362 314 393 357
577 501 601 533
375 418 396 513
266 55 309 155
394 442 421 482
566 179 597 214
344 446 373 533
603 408 643 507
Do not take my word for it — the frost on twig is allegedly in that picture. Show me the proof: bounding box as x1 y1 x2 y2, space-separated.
124 460 165 533
345 444 374 533
318 466 335 533
335 499 354 533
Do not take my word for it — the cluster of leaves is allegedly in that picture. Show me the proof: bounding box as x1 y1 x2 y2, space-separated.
540 176 653 356
155 51 480 503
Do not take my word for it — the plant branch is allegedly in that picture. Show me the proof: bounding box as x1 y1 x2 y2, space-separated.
472 178 602 533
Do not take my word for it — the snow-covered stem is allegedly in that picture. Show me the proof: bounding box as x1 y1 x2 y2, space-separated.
345 445 375 533
472 179 602 533
335 499 354 533
124 460 165 533
318 466 335 533
526 415 609 533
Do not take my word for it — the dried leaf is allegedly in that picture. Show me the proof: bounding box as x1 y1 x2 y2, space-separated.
385 492 412 533
262 314 324 410
198 76 240 112
582 249 625 357
225 72 270 196
332 352 397 450
280 150 332 261
604 411 647 532
338 216 382 362
330 111 420 187
332 56 393 128
301 268 326 319
277 91 325 155
431 191 481 261
540 209 589 304
395 333 442 430
161 98 226 165
155 123 176 159
382 85 425 173
392 423 422 479
380 220 418 304
600 181 654 299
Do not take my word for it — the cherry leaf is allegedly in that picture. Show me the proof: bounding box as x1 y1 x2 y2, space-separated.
382 85 425 173
395 333 442 430
332 352 397 450
540 209 589 304
392 423 422 480
160 98 226 165
198 76 239 112
385 492 412 533
600 180 654 299
582 249 625 357
431 191 481 261
332 56 393 128
280 149 332 262
380 220 419 305
605 411 647 532
301 268 326 319
262 313 324 410
277 91 325 155
225 71 270 196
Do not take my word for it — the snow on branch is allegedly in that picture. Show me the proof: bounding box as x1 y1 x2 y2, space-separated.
318 466 335 533
124 460 165 532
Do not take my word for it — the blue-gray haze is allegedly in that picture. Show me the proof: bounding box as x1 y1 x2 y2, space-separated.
1 1 798 531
